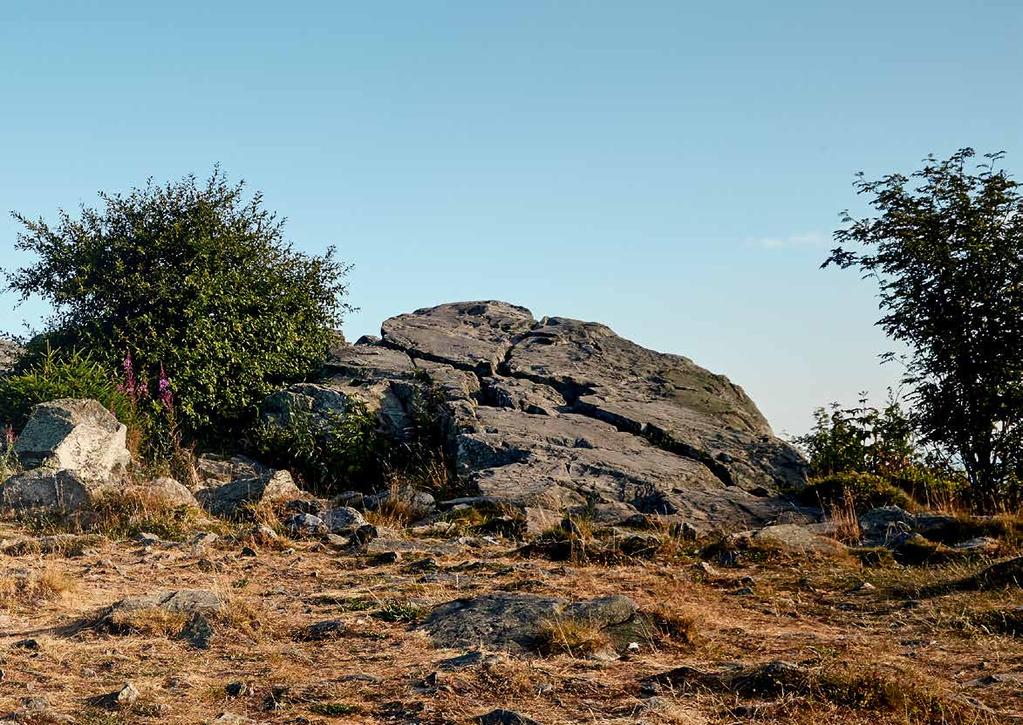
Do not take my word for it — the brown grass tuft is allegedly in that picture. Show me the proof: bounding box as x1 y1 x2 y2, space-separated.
0 566 77 606
536 615 611 657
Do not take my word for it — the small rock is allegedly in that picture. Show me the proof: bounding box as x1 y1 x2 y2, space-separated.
299 619 347 641
209 714 255 725
113 682 139 708
477 709 539 725
285 513 326 536
13 638 40 650
225 682 252 698
239 545 257 557
321 506 369 536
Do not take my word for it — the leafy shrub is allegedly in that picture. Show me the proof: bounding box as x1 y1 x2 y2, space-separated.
793 394 915 478
0 346 137 431
6 169 352 442
246 404 381 494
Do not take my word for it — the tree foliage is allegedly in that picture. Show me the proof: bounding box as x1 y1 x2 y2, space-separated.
5 170 352 441
825 148 1023 509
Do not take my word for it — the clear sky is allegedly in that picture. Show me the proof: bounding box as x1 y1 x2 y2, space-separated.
1 1 1020 436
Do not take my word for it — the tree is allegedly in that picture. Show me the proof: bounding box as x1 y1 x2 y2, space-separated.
5 169 352 442
825 148 1023 510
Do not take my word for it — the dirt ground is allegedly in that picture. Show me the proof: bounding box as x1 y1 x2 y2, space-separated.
0 516 1021 725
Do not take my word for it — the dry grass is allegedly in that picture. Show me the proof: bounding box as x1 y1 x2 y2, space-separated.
826 493 862 543
0 565 76 607
536 614 611 657
649 604 701 647
0 503 1021 723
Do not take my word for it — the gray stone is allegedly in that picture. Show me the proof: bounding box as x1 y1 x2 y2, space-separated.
128 477 199 508
0 468 105 510
268 301 810 534
365 487 436 519
476 709 540 725
196 469 303 517
321 506 369 535
750 523 847 556
285 512 325 536
14 399 130 480
102 589 225 627
381 301 536 376
859 506 916 546
299 619 347 641
421 591 639 654
196 455 266 486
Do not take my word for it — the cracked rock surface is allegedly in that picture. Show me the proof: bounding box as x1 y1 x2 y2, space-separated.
293 301 810 533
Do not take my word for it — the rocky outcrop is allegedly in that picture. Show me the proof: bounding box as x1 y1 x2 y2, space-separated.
269 301 809 533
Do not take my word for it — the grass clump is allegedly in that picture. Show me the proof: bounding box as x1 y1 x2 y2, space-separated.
536 615 610 658
649 605 701 647
308 703 362 717
0 566 77 607
16 488 216 542
373 598 429 623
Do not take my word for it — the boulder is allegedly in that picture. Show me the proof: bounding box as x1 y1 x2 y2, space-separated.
750 523 847 556
321 506 370 535
0 468 107 510
127 477 199 508
13 399 130 480
858 506 916 546
364 486 436 519
196 469 303 517
421 591 640 654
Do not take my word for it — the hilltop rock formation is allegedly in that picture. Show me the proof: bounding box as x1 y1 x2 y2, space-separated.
280 301 808 533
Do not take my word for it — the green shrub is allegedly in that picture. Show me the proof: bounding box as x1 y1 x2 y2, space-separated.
246 404 381 494
0 346 137 431
799 471 914 512
6 169 351 442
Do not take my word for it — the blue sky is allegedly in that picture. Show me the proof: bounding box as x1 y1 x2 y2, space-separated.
1 1 1020 435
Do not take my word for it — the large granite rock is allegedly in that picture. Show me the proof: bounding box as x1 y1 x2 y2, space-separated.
13 399 131 480
266 301 809 533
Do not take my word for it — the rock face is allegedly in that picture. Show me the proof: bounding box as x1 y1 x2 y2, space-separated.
270 301 808 532
13 399 131 480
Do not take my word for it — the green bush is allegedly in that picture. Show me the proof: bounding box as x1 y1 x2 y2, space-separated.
0 347 137 431
5 169 351 442
793 394 915 478
246 404 381 494
799 471 914 512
